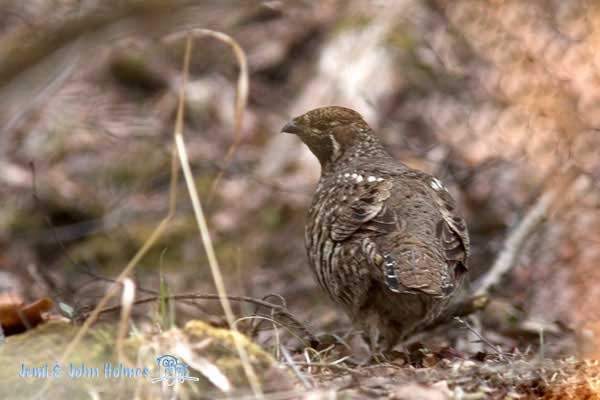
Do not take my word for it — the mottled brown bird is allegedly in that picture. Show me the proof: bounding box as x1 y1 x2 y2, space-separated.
282 106 470 351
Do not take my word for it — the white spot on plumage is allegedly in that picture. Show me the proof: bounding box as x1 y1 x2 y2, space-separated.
430 178 444 191
355 175 364 183
367 176 377 182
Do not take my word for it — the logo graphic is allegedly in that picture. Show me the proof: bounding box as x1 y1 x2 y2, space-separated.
151 355 199 386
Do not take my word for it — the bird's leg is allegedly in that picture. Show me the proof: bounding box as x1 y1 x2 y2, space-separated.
368 323 380 350
360 334 385 364
360 321 397 364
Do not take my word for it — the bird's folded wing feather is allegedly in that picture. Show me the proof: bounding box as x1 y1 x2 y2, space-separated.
327 172 468 295
433 185 470 268
385 179 469 295
329 179 394 242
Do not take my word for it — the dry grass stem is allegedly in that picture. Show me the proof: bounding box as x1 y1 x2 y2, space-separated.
164 29 248 200
280 345 313 389
173 35 263 398
116 278 135 365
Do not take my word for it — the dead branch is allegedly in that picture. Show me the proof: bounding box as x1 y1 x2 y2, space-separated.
474 168 582 296
473 190 556 296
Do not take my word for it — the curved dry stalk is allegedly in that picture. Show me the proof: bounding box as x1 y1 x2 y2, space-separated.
164 29 248 201
235 315 282 358
234 315 308 350
172 35 262 398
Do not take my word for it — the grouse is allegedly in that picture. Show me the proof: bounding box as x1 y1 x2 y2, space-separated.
282 106 470 351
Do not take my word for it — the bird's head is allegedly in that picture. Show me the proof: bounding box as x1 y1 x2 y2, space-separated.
281 106 372 166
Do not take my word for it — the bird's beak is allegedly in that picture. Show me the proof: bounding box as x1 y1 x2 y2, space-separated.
281 121 302 135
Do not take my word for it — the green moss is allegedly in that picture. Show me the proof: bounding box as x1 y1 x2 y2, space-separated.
332 14 374 35
260 205 282 229
184 320 278 387
386 24 416 50
4 210 45 234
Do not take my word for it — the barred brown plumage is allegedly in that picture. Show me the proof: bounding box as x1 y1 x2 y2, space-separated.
282 106 470 351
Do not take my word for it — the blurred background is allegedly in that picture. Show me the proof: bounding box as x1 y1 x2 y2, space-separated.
1 0 599 361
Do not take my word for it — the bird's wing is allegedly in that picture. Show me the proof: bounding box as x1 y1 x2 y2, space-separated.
386 176 470 296
327 171 469 296
431 179 470 270
329 176 443 296
329 178 394 242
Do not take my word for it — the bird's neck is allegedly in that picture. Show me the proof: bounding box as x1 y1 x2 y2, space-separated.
321 133 392 177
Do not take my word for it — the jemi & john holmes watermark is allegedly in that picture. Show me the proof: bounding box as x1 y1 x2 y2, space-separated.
20 362 149 379
19 354 199 386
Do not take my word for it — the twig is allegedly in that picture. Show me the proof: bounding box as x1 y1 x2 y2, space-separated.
293 361 361 375
473 190 556 296
455 317 506 359
92 293 317 344
421 294 490 332
280 345 313 389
